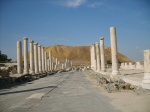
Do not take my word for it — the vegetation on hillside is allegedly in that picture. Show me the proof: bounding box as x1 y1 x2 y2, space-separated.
0 51 12 63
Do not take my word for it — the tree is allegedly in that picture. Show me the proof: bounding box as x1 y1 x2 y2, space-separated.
0 51 12 62
106 60 111 64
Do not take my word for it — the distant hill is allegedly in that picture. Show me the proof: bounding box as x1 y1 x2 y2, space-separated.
45 45 132 66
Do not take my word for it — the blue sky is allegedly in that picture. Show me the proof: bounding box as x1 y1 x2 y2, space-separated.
0 0 150 61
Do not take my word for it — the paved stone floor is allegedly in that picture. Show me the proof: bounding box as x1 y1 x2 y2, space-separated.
0 71 120 112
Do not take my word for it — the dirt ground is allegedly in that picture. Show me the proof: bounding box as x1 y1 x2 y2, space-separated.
85 70 150 112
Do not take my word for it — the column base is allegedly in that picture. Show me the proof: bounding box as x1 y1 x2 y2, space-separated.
30 71 35 75
23 72 29 75
110 71 121 82
142 73 150 83
111 70 121 76
140 83 150 90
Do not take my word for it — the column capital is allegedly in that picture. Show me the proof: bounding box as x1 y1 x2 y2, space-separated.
100 37 104 40
110 26 116 29
95 42 99 46
30 40 34 43
38 45 41 47
34 43 38 45
23 37 28 40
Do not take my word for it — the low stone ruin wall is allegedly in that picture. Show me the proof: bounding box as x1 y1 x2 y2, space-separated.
120 62 144 70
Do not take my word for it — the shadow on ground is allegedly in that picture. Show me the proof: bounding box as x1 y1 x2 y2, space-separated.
0 85 57 95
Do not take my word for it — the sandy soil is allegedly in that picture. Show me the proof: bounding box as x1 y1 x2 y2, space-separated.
85 70 150 112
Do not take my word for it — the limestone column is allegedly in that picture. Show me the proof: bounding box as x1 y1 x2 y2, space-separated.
55 58 58 70
94 44 97 70
38 45 42 73
42 47 45 73
29 40 34 75
52 57 54 70
90 44 97 71
95 42 101 72
110 27 120 76
65 59 68 68
23 37 29 75
49 50 52 71
71 61 73 67
34 43 39 74
62 64 64 69
17 41 23 74
90 44 94 70
47 58 50 71
45 52 48 72
100 38 106 72
120 63 124 69
141 49 150 89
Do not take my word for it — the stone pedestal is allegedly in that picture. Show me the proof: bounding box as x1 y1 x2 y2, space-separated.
29 40 35 75
34 43 39 74
42 47 45 73
100 38 106 72
17 41 23 74
141 49 150 90
38 45 42 73
110 27 121 77
23 37 29 75
95 42 101 72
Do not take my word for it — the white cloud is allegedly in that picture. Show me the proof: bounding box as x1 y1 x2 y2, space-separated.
64 0 86 8
87 2 105 8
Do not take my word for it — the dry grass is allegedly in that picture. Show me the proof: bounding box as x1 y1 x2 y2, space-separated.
44 45 132 66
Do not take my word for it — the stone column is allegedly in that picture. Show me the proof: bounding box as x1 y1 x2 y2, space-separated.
45 52 48 72
93 44 97 70
65 59 68 68
124 63 128 69
110 27 120 76
71 61 73 67
55 58 58 70
49 50 52 71
52 57 54 71
90 44 96 70
62 64 64 69
120 63 124 69
95 42 101 72
29 40 34 75
17 41 23 74
23 37 29 75
34 43 39 74
100 38 106 72
42 47 45 73
38 45 42 73
141 49 150 89
47 58 50 71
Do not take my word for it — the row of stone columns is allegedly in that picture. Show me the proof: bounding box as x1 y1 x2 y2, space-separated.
90 27 150 89
90 27 120 77
17 38 54 75
17 38 73 75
